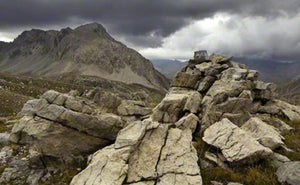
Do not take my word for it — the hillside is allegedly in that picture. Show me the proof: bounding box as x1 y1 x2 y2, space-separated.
151 59 187 80
277 78 300 105
0 23 169 91
0 72 165 117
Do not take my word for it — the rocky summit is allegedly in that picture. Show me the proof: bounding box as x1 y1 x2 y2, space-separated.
0 23 169 91
0 51 299 185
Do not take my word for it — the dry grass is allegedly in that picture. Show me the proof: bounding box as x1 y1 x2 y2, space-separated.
200 159 279 185
276 119 300 161
195 134 280 185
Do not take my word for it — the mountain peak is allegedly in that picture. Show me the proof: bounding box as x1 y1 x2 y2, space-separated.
0 23 170 91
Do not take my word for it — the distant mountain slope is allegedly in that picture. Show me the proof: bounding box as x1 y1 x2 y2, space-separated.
0 23 169 91
151 59 187 80
152 57 299 84
277 79 300 105
235 58 300 84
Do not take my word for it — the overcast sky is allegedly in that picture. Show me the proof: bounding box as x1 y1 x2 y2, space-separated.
0 0 299 62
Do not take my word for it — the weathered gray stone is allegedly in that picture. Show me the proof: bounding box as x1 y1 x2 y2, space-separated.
276 161 300 185
115 120 151 149
255 114 294 133
211 181 223 185
238 90 253 101
17 99 49 117
184 91 202 113
52 94 68 106
172 72 201 89
197 76 216 92
203 118 273 163
125 182 155 185
195 62 213 72
65 97 83 112
70 145 131 185
0 132 10 146
204 151 229 169
36 104 66 121
157 128 200 176
273 100 300 121
205 79 251 104
175 113 199 133
117 100 152 116
209 53 232 64
269 153 290 168
247 70 258 81
40 90 60 103
227 183 243 185
127 124 169 183
221 68 248 81
222 112 251 127
59 110 123 140
152 90 189 123
9 116 109 159
241 117 284 150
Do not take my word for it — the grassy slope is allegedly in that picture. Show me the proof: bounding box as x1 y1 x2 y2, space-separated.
0 72 91 117
0 72 165 117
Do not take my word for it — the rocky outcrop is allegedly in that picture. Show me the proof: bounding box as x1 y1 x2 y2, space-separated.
9 90 124 160
70 51 300 185
71 88 203 184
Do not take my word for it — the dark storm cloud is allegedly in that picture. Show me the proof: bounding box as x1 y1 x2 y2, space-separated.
0 0 299 47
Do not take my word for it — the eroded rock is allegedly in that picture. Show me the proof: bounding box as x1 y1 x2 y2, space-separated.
203 118 272 163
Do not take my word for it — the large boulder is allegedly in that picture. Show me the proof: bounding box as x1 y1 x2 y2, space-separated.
10 90 124 160
203 118 272 164
171 72 201 89
241 117 284 150
9 116 109 160
276 161 300 185
151 89 190 123
70 145 131 185
117 100 152 117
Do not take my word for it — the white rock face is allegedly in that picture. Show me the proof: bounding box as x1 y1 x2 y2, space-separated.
203 118 273 163
70 145 131 185
115 120 151 149
126 124 169 182
241 117 284 150
151 90 189 123
273 100 300 121
157 128 200 176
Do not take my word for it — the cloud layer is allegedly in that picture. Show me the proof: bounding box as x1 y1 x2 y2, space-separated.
0 0 299 62
140 13 300 62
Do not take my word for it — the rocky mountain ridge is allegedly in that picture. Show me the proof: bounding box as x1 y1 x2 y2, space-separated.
0 51 299 185
0 23 169 91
